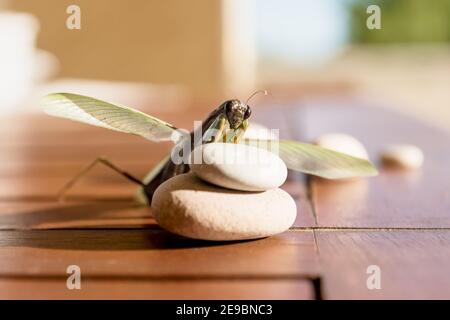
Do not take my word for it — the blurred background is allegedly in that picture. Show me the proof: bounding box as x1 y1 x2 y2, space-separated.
1 0 449 130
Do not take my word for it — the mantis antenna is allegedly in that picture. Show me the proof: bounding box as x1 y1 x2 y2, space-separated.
244 90 268 106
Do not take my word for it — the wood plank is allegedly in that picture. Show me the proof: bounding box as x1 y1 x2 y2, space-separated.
0 172 309 229
0 163 152 179
287 98 450 161
0 279 313 300
0 195 310 230
0 103 319 300
287 99 450 227
0 176 141 199
0 230 319 278
316 230 450 299
0 201 155 230
282 173 315 228
310 167 450 228
0 143 172 164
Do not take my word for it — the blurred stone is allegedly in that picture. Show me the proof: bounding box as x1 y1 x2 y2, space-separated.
381 144 424 169
315 133 369 160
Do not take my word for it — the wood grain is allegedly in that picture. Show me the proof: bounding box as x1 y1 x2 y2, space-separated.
0 279 314 300
316 230 450 299
282 173 315 228
0 201 155 230
0 230 319 278
287 99 450 227
0 101 318 299
4 96 450 299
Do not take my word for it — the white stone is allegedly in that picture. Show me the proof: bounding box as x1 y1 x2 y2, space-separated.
315 133 369 160
243 122 277 140
151 173 297 241
381 144 424 169
189 143 287 191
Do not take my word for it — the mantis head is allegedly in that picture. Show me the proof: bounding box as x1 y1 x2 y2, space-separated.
224 99 251 130
223 90 268 130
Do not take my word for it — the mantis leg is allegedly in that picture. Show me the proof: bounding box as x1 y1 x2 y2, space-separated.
213 117 227 142
57 157 144 202
141 158 189 205
233 120 249 144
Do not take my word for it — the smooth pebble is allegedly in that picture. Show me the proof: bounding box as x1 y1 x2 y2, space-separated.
151 173 297 241
189 143 287 191
243 122 277 140
381 144 424 169
315 133 369 160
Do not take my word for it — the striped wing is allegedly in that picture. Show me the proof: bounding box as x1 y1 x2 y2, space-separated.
42 93 180 142
243 138 378 179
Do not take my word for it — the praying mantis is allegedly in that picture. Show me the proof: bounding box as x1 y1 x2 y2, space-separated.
41 91 377 204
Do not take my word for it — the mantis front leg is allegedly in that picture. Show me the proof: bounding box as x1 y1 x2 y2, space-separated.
233 120 249 144
213 117 227 143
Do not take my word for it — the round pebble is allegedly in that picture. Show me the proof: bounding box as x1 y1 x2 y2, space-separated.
189 143 287 191
243 122 277 140
315 133 369 160
381 144 424 169
151 173 297 241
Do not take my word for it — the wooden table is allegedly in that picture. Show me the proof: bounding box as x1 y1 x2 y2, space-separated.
1 97 449 299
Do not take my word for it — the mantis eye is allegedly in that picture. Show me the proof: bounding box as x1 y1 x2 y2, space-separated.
244 106 252 119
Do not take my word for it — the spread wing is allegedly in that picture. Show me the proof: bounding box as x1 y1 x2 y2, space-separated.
41 92 181 142
243 138 378 179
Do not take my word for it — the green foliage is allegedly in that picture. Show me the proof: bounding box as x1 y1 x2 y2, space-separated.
243 139 378 179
